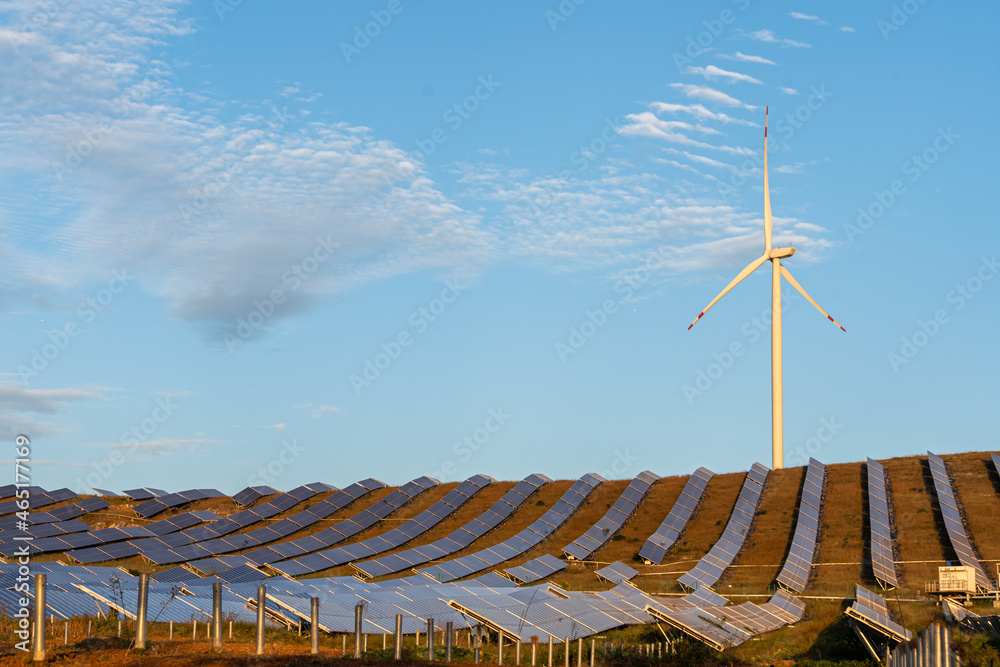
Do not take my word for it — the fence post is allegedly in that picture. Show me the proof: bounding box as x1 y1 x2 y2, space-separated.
64 620 68 646
169 620 172 641
564 637 570 667
255 585 266 656
532 636 538 666
499 631 504 664
32 574 46 662
427 618 435 661
135 573 148 650
354 603 363 658
548 635 553 667
394 614 402 660
590 639 595 667
475 625 482 664
311 597 320 655
446 621 454 662
212 582 223 649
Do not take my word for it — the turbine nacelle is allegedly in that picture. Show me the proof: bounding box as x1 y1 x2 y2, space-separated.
767 247 795 260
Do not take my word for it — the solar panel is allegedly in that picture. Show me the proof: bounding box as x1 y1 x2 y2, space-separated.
644 589 802 651
595 561 639 585
98 542 141 560
776 458 826 592
244 548 283 565
249 504 281 520
269 494 299 512
639 467 715 565
504 553 566 584
123 488 156 501
678 463 769 590
74 497 110 513
926 452 994 591
233 485 277 506
845 584 912 656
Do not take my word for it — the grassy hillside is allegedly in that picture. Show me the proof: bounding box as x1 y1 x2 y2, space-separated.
24 450 1000 662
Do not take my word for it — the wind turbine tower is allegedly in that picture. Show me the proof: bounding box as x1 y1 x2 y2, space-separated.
687 107 846 470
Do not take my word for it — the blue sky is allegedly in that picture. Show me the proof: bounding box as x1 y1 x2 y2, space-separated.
1 0 997 495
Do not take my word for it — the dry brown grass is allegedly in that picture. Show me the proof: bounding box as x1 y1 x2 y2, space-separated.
947 451 1000 569
722 466 802 596
884 454 950 595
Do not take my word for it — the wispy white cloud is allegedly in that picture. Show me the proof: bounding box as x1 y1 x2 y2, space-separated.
839 26 856 33
776 160 818 174
620 112 753 155
686 65 762 85
779 87 799 95
789 12 827 25
259 423 286 431
664 149 731 170
721 52 778 66
294 403 341 418
97 438 214 460
0 383 114 439
0 459 88 468
649 102 758 127
650 157 705 176
741 29 811 48
668 84 757 110
0 0 493 335
0 384 110 413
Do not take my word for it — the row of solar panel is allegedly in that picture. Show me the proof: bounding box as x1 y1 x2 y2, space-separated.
218 477 434 572
846 584 912 643
0 497 110 536
126 480 381 567
677 463 769 591
413 473 605 584
504 552 566 584
594 560 639 585
37 511 221 562
132 488 226 518
0 487 79 515
232 485 280 507
866 458 899 588
562 471 660 561
775 458 826 593
351 474 551 579
927 452 994 591
267 475 492 577
645 587 804 651
0 498 111 557
123 480 348 565
120 487 168 501
638 467 714 565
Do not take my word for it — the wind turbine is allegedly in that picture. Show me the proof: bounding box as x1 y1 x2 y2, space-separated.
687 106 845 470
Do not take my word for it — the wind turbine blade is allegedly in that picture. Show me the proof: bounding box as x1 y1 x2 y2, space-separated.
688 255 768 330
763 106 772 251
779 265 846 332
